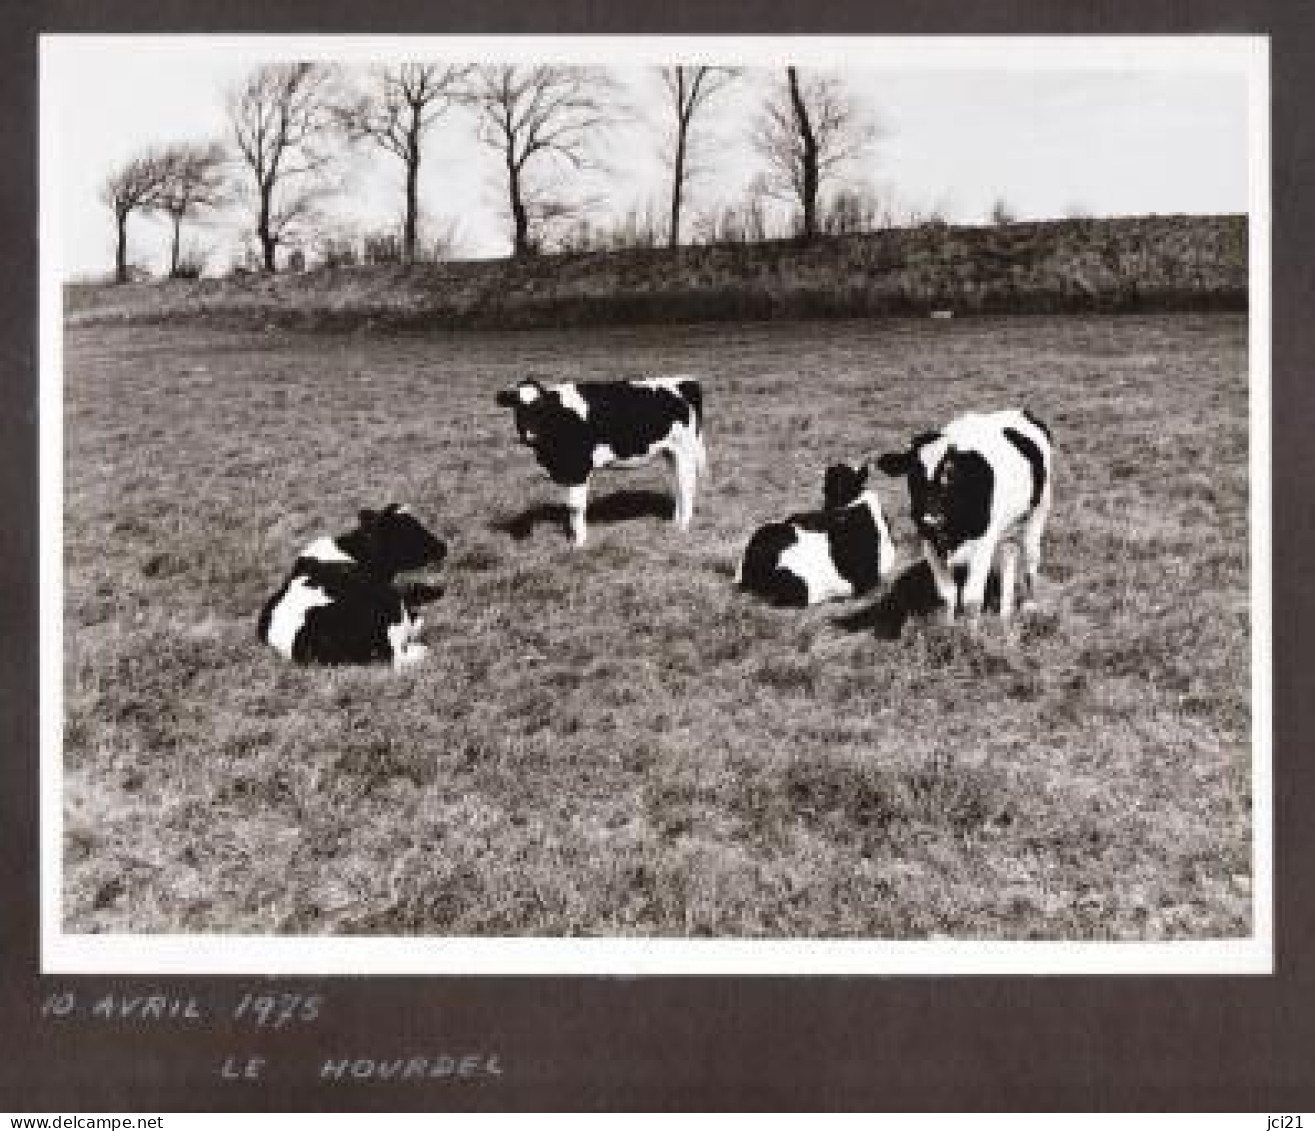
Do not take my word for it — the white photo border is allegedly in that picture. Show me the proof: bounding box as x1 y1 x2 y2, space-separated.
39 32 1273 976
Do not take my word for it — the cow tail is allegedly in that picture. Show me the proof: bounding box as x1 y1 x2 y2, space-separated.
678 379 703 434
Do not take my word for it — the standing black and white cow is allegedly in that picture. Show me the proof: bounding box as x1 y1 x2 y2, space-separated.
494 376 706 545
877 409 1053 625
257 504 447 667
736 462 897 606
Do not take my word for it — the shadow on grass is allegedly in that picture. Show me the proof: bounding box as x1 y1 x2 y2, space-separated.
492 489 675 542
834 560 1005 639
398 580 446 606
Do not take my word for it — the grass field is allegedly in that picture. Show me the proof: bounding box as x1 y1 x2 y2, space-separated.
61 312 1253 939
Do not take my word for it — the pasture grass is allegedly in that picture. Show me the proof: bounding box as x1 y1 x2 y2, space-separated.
61 313 1252 938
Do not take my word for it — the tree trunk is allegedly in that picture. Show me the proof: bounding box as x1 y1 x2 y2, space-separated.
508 161 531 258
668 71 688 250
801 153 818 241
114 212 128 284
169 214 182 277
669 123 687 249
404 143 420 266
258 187 276 272
787 67 819 242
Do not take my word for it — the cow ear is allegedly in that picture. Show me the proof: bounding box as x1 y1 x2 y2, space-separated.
385 503 401 515
876 452 911 477
358 508 379 526
495 389 518 409
937 447 959 483
822 465 845 508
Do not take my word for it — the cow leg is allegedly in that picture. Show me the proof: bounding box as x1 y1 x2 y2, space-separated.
388 608 428 669
923 543 959 625
997 541 1020 624
566 481 589 546
959 544 995 628
663 451 684 527
672 444 697 531
394 642 430 669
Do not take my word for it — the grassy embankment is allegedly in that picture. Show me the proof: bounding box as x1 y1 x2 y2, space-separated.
65 214 1246 332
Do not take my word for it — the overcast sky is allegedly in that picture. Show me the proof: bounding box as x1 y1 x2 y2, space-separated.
41 36 1260 279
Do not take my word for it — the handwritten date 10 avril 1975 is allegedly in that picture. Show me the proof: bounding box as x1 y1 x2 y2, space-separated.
41 989 322 1027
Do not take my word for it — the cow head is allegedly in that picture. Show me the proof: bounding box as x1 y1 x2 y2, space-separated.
822 462 870 510
878 432 992 551
495 378 550 446
342 504 447 580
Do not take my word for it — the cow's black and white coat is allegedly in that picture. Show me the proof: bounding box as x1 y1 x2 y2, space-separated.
877 409 1053 624
257 504 446 667
495 376 706 545
736 463 897 606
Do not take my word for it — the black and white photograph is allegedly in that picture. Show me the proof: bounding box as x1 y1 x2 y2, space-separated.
40 33 1269 975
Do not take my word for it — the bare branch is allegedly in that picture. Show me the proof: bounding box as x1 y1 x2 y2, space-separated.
656 65 739 246
100 148 172 282
470 65 617 256
100 149 171 220
154 142 229 219
337 62 471 157
753 68 880 240
227 61 342 270
334 62 472 264
142 141 231 278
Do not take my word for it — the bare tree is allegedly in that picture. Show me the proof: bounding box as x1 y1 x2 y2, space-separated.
336 63 472 265
100 150 169 283
820 181 894 235
425 215 468 262
559 201 664 253
657 66 738 248
988 196 1018 226
692 179 776 246
228 62 340 272
470 65 614 258
154 143 228 278
755 67 878 242
312 219 363 269
903 196 952 229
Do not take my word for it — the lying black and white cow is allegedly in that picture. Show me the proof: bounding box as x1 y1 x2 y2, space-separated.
877 408 1053 625
494 376 705 545
257 504 446 667
736 462 897 606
